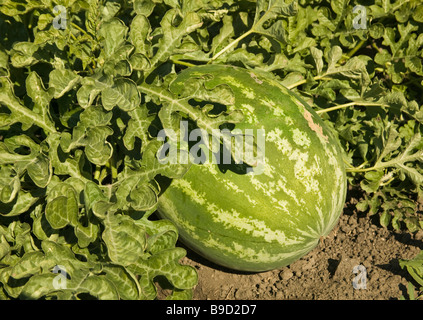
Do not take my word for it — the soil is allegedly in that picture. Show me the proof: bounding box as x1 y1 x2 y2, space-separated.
177 186 423 300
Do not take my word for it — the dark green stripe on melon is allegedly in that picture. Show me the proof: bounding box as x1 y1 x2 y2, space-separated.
157 65 347 272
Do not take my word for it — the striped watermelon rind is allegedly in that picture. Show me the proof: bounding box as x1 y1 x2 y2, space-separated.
157 65 347 272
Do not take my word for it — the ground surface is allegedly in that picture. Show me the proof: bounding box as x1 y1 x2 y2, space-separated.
178 187 423 300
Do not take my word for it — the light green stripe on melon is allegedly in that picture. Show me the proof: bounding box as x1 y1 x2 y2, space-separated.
240 103 258 124
205 203 301 246
220 75 244 88
158 195 198 234
292 128 311 147
260 97 294 125
201 161 259 206
171 179 207 205
266 128 321 195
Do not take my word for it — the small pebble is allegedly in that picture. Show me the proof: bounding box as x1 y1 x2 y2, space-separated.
280 269 294 281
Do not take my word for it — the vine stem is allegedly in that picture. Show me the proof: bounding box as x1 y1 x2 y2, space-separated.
208 30 254 64
208 0 297 63
171 59 196 67
71 22 89 37
315 101 389 115
286 75 326 90
346 166 379 173
339 39 367 64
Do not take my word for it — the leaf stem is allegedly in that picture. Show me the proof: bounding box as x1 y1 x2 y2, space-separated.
110 151 118 182
70 32 78 42
99 168 108 184
94 165 101 181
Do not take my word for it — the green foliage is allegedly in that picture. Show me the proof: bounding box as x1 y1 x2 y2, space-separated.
400 251 423 300
0 0 206 300
0 0 423 299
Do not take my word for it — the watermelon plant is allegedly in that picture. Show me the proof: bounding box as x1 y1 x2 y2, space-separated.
0 0 422 299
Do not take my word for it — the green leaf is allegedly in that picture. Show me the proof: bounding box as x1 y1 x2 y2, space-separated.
0 190 38 217
0 135 52 188
0 267 26 298
19 266 121 300
84 181 108 212
210 14 237 55
379 210 392 228
74 219 100 248
148 9 203 71
133 0 156 17
135 216 179 254
369 23 385 39
0 77 56 133
129 14 152 56
360 170 384 193
10 42 39 68
400 251 423 287
46 133 88 182
412 4 423 22
0 166 20 203
123 105 155 151
130 247 198 300
61 106 114 166
72 274 120 300
49 69 81 99
102 265 141 300
102 213 148 266
45 183 79 229
101 78 141 111
76 76 103 109
129 180 159 211
252 0 298 43
0 0 45 17
26 72 53 108
10 251 49 280
375 129 423 186
0 236 10 261
77 74 141 111
311 47 324 75
98 18 128 59
140 80 242 142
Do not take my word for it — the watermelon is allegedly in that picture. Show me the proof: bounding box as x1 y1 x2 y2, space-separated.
157 65 347 272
